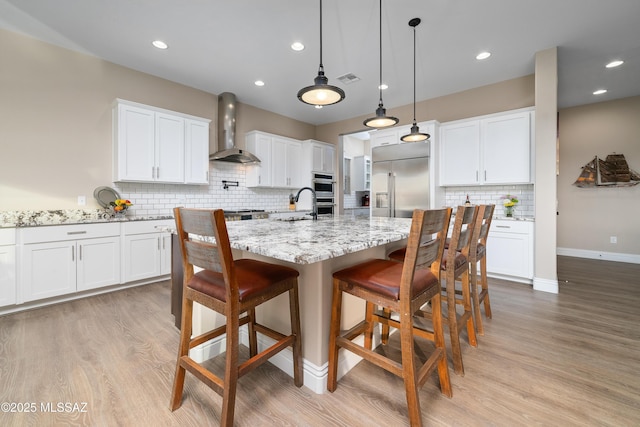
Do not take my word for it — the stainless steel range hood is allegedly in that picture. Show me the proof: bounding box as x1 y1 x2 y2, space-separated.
209 92 261 164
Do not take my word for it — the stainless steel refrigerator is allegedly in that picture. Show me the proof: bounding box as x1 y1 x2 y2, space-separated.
371 141 430 218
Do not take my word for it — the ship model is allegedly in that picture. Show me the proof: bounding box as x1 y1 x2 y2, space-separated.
573 153 640 187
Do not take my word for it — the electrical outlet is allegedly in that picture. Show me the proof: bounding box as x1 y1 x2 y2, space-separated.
77 195 86 206
610 236 617 244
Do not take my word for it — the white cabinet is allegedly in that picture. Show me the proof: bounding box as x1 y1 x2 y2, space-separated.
308 140 335 173
184 119 210 184
0 229 16 307
246 131 303 189
123 220 173 282
353 155 371 191
368 125 411 149
439 109 533 186
113 99 210 184
486 220 534 282
19 223 121 302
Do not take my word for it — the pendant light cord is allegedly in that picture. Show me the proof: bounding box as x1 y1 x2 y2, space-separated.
412 23 417 124
378 0 383 104
319 0 324 72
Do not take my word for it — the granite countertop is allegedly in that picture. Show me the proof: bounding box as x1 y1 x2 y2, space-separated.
175 215 412 265
0 209 173 228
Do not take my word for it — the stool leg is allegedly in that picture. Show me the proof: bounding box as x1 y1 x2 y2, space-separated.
289 282 303 387
462 270 478 348
480 256 492 318
444 273 464 376
170 296 193 411
399 307 422 426
220 313 240 427
247 308 258 357
431 292 452 398
327 279 343 392
470 260 484 336
380 307 391 345
364 302 375 350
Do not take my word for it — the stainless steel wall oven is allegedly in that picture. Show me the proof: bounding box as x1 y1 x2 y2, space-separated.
312 172 335 216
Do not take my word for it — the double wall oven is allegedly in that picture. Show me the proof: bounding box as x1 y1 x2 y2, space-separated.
312 172 335 216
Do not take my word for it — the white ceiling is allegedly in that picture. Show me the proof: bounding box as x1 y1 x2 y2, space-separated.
2 0 639 126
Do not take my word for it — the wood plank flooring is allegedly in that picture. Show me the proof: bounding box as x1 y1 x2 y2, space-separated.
1 256 639 426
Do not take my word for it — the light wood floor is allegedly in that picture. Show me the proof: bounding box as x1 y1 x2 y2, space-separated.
1 256 639 426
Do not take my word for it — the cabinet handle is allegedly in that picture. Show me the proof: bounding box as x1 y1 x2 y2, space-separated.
476 171 479 182
71 246 75 261
79 245 82 261
495 225 511 229
67 231 87 235
162 237 165 250
484 170 487 181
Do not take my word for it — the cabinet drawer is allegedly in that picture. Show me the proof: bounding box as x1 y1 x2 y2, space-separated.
0 228 16 245
123 219 174 235
491 220 532 234
20 223 121 244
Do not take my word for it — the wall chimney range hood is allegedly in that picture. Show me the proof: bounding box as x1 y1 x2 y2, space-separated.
209 92 261 164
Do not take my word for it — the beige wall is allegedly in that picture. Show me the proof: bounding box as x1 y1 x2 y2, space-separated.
0 29 313 211
315 75 535 144
557 95 640 256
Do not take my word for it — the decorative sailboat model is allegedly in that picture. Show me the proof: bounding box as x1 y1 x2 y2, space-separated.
573 153 640 187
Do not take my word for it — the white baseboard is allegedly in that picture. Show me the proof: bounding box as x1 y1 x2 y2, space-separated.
557 247 640 264
190 326 377 395
533 277 559 293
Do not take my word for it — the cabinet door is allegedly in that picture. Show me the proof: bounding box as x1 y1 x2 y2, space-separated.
184 119 210 184
246 132 272 187
124 233 161 282
482 112 531 184
311 143 335 173
155 112 185 183
370 130 399 149
160 233 172 275
485 221 533 280
287 140 303 188
439 121 481 185
271 137 289 187
0 245 16 307
77 237 121 291
22 241 76 302
322 144 335 173
116 104 155 181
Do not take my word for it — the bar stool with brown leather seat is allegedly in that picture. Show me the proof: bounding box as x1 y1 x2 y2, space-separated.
170 207 303 426
327 208 453 427
468 204 495 336
389 204 478 376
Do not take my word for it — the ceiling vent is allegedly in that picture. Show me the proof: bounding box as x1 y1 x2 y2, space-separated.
337 73 361 84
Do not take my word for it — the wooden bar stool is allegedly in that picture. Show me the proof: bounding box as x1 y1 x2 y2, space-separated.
468 204 495 335
389 205 478 376
170 208 303 426
327 208 453 427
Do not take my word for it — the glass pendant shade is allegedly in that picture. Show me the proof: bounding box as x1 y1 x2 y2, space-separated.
364 0 398 129
298 0 345 106
401 17 430 143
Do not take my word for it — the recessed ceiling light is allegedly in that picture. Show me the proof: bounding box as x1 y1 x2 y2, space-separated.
606 60 624 68
379 84 388 90
593 89 607 95
476 51 491 60
254 80 265 87
291 42 305 51
152 40 168 49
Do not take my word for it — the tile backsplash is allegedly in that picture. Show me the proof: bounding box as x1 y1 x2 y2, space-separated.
444 184 534 217
114 162 294 217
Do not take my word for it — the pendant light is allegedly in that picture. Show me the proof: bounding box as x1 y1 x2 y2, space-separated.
363 0 398 129
298 0 345 106
401 18 430 142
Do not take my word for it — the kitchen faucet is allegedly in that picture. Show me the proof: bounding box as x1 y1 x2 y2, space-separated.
294 187 318 220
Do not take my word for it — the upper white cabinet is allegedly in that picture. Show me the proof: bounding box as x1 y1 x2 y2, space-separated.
246 131 303 189
306 140 335 173
439 109 533 186
369 125 411 149
113 99 210 184
184 119 210 184
352 155 371 191
0 229 16 307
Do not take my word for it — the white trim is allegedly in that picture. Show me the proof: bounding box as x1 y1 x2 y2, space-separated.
557 247 640 264
533 276 558 294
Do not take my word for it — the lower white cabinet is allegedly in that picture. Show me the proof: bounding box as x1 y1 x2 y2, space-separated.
123 220 173 282
0 229 16 306
486 220 534 281
20 223 121 302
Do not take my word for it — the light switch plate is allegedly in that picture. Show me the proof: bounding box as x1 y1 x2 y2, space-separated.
78 195 86 206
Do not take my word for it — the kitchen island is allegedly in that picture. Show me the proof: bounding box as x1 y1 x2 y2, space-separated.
173 215 412 394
